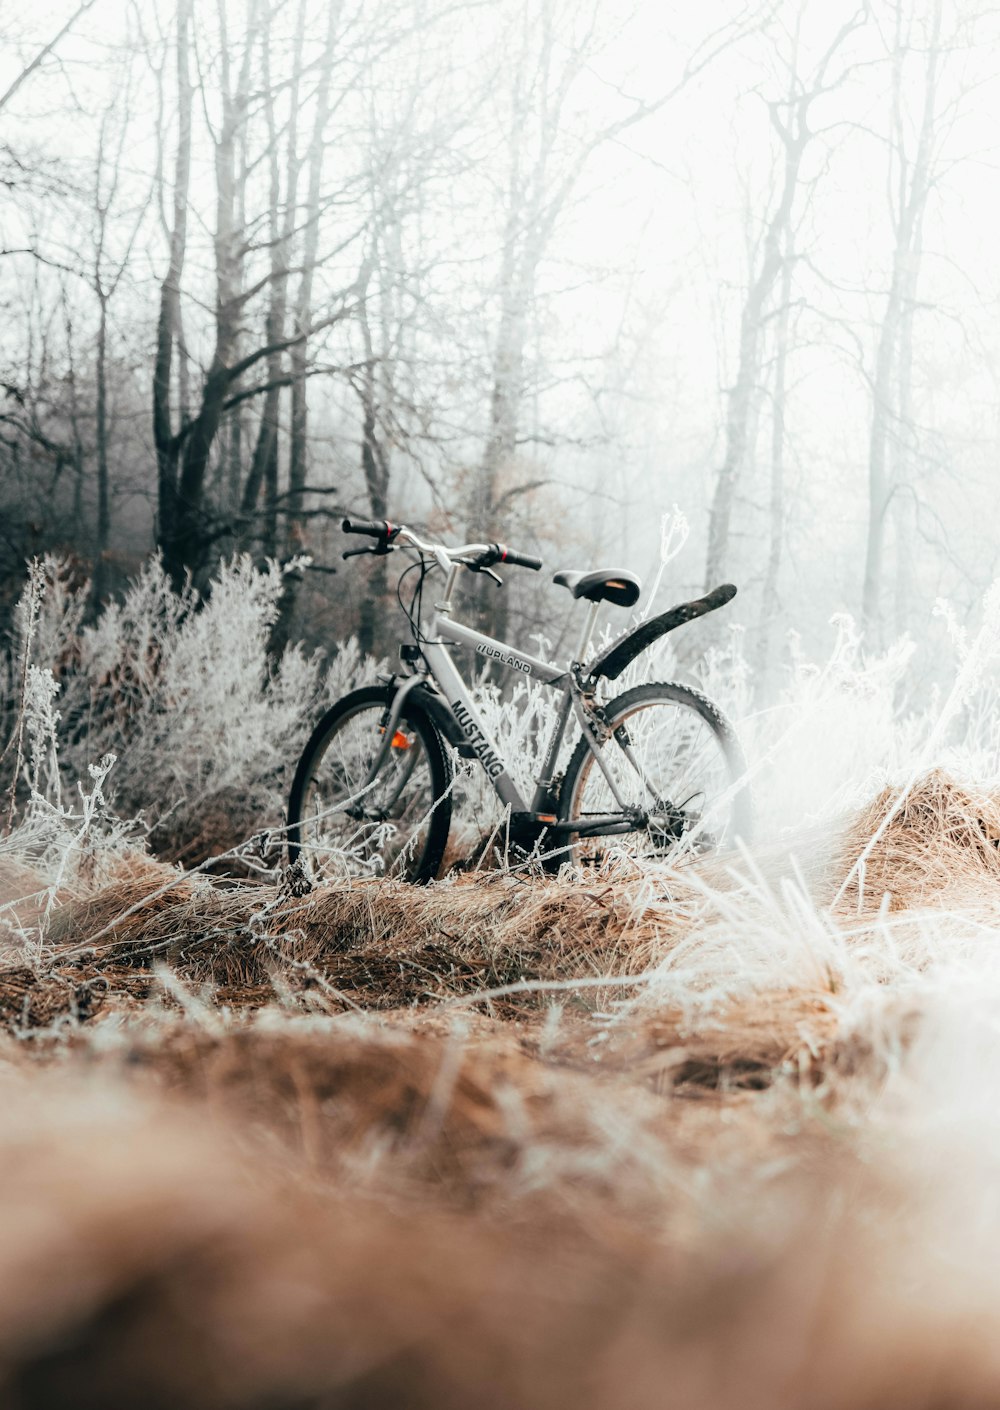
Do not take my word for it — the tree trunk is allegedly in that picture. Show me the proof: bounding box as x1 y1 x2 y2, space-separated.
165 0 259 585
226 408 242 515
153 0 192 572
756 234 793 695
861 0 941 646
90 294 110 610
705 8 865 593
285 0 336 553
60 293 86 535
704 105 806 589
241 0 303 548
893 245 920 640
861 286 900 644
271 2 338 657
357 298 389 658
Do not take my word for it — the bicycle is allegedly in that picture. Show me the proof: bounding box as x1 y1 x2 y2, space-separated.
286 517 751 883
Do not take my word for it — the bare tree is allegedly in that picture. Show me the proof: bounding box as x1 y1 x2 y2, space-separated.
88 51 149 611
468 0 774 640
861 0 942 644
267 0 343 656
756 216 795 688
151 0 359 585
704 2 868 592
343 36 470 658
284 0 340 560
152 0 194 578
238 0 307 554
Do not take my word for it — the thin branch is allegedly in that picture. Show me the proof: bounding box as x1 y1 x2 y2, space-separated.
0 0 99 114
222 360 368 412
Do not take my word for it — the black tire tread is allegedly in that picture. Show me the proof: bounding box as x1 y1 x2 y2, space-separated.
558 679 751 848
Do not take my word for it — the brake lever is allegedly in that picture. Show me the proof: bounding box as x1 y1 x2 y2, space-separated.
342 545 375 560
463 558 503 588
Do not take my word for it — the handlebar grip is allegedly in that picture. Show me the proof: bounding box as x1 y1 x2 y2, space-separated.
496 544 543 571
342 517 389 537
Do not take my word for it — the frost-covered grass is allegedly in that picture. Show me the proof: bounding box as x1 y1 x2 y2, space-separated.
6 551 998 871
0 555 379 862
3 560 1000 1403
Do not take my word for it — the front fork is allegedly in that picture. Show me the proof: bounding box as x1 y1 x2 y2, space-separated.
346 674 427 818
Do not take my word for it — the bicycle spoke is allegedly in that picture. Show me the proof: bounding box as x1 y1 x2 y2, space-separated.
563 685 746 867
294 701 445 882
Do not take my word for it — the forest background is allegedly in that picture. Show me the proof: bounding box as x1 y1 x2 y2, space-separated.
3 0 995 700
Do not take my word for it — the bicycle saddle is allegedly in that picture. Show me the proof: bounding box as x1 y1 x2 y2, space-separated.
552 568 642 608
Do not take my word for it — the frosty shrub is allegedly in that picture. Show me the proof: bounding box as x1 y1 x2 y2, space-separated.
744 590 1000 846
6 546 1000 876
1 556 371 863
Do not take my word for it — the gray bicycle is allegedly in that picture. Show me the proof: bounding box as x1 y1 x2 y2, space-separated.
286 517 750 883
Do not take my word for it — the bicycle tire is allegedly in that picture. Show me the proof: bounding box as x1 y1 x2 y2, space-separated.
558 681 751 867
287 684 453 884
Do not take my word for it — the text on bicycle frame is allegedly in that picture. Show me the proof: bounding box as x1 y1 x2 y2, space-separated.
451 700 505 780
475 642 533 674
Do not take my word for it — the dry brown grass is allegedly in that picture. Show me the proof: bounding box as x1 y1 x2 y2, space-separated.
0 1066 993 1410
41 866 686 1006
586 990 841 1094
1 769 999 1406
836 767 1000 916
0 858 55 946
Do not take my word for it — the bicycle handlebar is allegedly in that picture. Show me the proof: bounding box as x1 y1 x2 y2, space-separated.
340 518 542 572
491 543 542 572
343 517 394 538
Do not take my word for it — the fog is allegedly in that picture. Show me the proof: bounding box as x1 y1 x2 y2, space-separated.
3 0 1000 682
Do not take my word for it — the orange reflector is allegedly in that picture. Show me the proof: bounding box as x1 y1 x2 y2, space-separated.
537 813 557 823
391 730 412 749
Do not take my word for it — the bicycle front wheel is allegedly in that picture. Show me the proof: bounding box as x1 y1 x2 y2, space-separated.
558 681 750 868
287 685 453 884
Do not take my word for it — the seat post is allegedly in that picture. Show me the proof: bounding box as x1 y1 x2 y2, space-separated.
574 600 601 666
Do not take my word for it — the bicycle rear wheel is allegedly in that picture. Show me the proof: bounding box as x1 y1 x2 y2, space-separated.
287 685 453 884
558 681 750 868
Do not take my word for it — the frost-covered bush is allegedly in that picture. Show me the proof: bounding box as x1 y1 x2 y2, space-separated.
5 546 1000 873
722 586 1000 844
739 617 922 840
1 556 371 862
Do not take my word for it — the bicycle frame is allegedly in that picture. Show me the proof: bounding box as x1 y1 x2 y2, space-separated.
373 545 637 834
422 623 571 814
